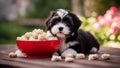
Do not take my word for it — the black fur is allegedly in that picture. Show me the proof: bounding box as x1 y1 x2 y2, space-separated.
45 9 100 56
66 29 99 54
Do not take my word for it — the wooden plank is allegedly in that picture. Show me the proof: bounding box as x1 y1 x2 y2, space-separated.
0 45 120 68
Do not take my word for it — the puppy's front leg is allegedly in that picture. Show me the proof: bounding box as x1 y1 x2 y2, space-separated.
61 48 77 57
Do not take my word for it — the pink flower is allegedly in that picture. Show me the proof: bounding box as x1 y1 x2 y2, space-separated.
109 27 118 34
118 13 120 17
110 23 119 34
97 16 103 21
104 13 113 20
113 16 120 28
98 17 111 26
104 14 113 25
106 10 115 16
93 23 101 29
110 6 118 13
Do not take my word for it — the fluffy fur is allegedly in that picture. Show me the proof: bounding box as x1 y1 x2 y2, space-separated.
46 9 100 57
15 9 100 57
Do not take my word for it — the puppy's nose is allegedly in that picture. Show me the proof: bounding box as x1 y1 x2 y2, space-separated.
59 27 63 31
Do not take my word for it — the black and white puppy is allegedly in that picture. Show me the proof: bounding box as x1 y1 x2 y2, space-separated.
46 9 100 57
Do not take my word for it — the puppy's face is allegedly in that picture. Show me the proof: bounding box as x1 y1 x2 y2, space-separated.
46 9 81 39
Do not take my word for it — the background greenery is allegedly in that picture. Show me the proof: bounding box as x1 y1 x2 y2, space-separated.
0 21 45 44
0 0 120 44
26 0 71 18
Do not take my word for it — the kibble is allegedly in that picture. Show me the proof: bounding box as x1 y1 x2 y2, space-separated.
9 52 17 58
65 57 74 62
17 29 58 40
88 54 98 60
101 54 110 60
76 53 85 59
51 55 62 62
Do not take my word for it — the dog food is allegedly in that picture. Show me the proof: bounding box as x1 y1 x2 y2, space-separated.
51 55 62 62
65 57 74 62
9 52 17 58
88 54 98 60
101 54 110 60
76 53 85 59
17 29 58 40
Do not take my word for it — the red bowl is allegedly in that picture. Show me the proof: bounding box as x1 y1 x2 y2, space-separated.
16 40 60 58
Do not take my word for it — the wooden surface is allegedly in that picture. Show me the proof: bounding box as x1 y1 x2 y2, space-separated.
0 44 120 68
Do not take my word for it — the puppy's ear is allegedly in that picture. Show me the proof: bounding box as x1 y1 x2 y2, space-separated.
69 12 82 32
45 11 55 30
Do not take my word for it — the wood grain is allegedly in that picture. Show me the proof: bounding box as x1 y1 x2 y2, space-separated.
0 45 120 68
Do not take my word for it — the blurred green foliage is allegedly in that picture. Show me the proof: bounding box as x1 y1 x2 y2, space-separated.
0 21 46 44
26 0 71 18
1 0 120 44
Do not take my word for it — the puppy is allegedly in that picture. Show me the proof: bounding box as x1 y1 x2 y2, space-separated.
46 9 100 57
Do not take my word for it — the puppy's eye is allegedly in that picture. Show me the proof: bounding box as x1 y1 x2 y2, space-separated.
52 19 59 24
51 17 61 24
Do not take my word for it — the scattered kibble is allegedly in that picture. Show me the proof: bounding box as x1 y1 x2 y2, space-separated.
51 53 111 62
101 54 110 60
9 52 17 58
51 55 62 62
76 53 85 59
88 54 98 60
65 57 74 62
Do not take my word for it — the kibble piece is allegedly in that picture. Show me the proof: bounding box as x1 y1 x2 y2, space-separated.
29 36 37 41
35 29 44 34
46 31 53 38
65 54 74 58
9 52 17 58
17 35 27 40
17 37 22 40
24 32 32 38
38 33 46 40
45 31 57 40
51 55 62 62
65 57 74 62
47 37 58 40
88 54 98 60
101 54 110 60
32 32 39 39
76 53 85 59
32 29 38 33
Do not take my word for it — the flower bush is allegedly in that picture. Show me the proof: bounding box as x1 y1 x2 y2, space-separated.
80 6 120 45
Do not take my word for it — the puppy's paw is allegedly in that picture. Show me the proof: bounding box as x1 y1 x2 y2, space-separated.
61 49 77 57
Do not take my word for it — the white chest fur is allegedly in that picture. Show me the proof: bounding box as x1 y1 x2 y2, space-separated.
59 40 78 53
